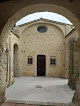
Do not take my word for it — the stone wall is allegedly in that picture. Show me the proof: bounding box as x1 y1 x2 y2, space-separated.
65 29 79 90
0 0 80 105
68 38 80 90
0 45 7 104
7 20 79 80
68 38 75 89
18 21 65 77
6 32 19 85
72 38 80 105
4 20 80 105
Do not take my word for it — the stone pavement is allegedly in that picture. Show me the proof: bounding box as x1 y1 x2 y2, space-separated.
5 77 75 104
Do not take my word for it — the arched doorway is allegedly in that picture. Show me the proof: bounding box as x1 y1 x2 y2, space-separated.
0 2 80 105
13 44 19 77
37 55 46 76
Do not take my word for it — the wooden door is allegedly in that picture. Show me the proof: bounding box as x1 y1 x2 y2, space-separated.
37 55 46 76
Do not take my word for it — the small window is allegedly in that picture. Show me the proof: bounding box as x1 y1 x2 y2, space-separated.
37 26 47 33
28 57 33 64
50 57 56 65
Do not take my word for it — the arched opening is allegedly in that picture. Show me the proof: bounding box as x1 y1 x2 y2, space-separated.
0 2 80 106
5 12 76 105
1 3 80 43
13 44 19 77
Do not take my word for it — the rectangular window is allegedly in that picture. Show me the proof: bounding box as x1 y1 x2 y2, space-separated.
50 58 56 65
28 58 33 64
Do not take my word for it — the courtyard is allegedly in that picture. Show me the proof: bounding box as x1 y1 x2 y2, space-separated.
5 77 75 105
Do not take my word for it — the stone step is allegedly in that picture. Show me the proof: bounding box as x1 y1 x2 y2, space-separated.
1 102 74 106
1 102 35 106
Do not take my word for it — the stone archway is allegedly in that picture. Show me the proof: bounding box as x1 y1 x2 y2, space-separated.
1 3 80 44
0 2 80 105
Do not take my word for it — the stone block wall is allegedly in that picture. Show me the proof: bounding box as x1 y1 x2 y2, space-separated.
65 29 79 90
68 38 75 89
6 20 79 81
6 32 19 86
0 45 7 104
4 20 80 105
19 22 65 77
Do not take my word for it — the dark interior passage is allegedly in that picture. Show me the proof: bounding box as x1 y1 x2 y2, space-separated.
37 55 46 76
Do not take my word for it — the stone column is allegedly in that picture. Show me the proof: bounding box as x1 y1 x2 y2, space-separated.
72 48 80 105
72 76 80 105
68 38 75 89
0 45 7 104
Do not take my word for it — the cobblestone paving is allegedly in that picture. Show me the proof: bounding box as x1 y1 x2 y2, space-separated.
5 77 75 104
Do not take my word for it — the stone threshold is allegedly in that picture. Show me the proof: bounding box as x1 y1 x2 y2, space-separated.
5 100 73 106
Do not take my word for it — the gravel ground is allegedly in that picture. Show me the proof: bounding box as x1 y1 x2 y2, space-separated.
5 77 75 104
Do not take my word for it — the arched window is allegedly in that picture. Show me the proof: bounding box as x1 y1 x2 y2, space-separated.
28 56 33 64
50 56 56 66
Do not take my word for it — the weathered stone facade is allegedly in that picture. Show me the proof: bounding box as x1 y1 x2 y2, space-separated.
0 45 7 104
6 19 79 91
2 18 80 106
18 19 67 78
68 38 75 89
0 1 80 105
0 0 80 106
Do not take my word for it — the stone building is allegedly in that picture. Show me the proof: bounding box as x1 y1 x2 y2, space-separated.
6 18 79 86
1 1 80 105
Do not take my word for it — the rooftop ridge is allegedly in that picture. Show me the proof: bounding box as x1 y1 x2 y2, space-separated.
16 18 73 27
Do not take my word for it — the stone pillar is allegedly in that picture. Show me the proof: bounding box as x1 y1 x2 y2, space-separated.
0 45 7 104
73 52 79 88
72 76 80 105
68 38 75 89
72 48 80 105
8 36 14 85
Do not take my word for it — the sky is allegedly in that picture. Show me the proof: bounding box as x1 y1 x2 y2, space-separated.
16 12 72 26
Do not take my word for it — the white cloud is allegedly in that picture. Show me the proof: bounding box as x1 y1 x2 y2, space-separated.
16 12 72 26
